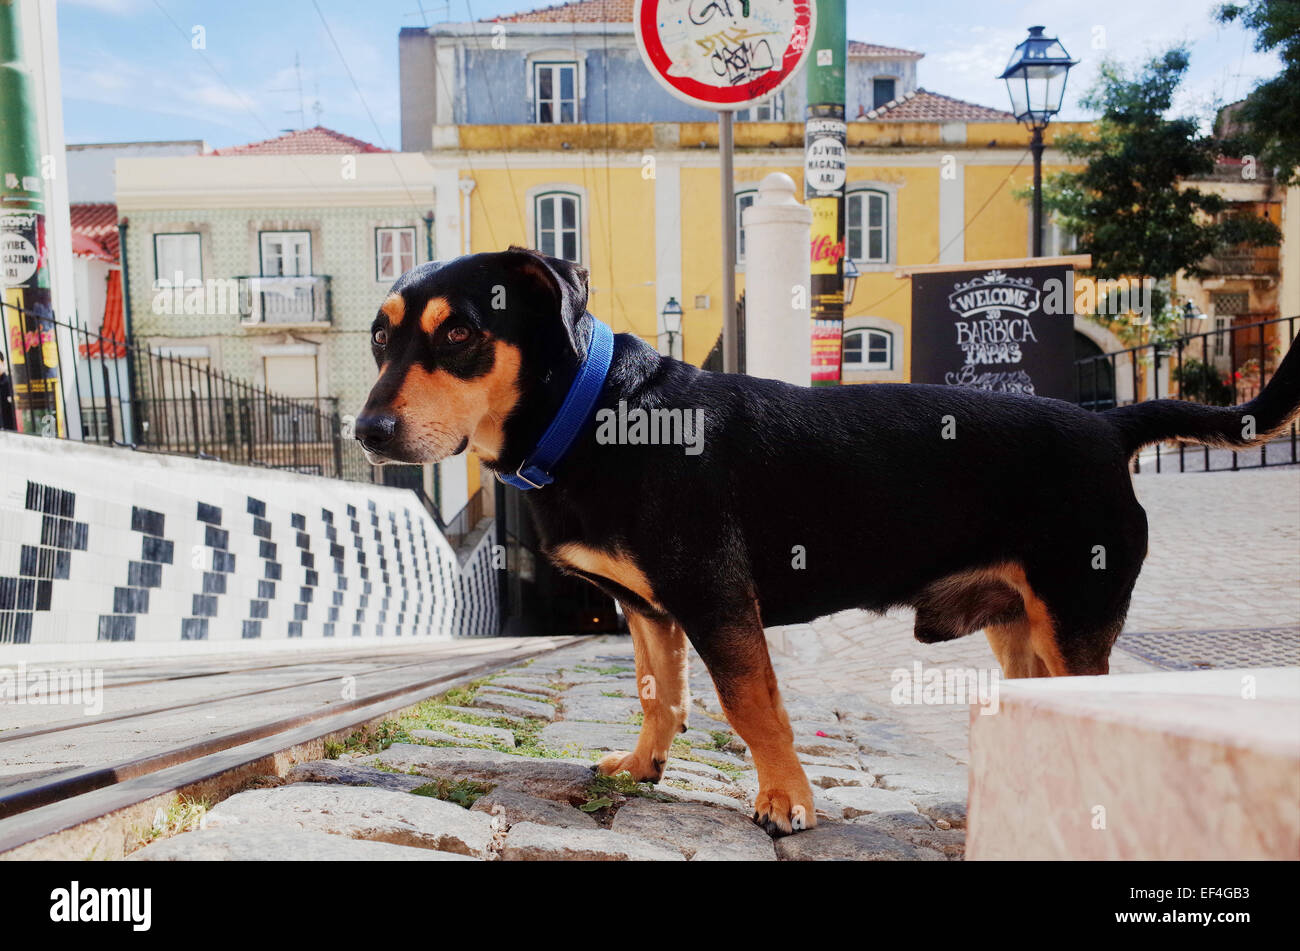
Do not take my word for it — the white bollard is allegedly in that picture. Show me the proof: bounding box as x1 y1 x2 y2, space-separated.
742 172 813 386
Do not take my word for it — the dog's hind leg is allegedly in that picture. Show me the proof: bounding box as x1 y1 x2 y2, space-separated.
595 608 690 784
983 565 1070 678
984 618 1049 678
683 602 815 836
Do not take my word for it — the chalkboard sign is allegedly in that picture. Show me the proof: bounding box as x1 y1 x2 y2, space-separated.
910 263 1076 401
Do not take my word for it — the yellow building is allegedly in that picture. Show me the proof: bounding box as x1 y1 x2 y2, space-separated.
401 4 1097 383
423 114 1093 380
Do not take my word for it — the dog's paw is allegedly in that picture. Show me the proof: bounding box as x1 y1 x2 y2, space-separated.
595 750 665 783
752 786 817 837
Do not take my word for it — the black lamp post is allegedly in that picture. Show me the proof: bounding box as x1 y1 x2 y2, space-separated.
661 297 683 358
1000 26 1077 257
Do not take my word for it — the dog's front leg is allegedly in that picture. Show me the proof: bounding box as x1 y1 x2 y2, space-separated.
686 606 815 836
595 609 689 783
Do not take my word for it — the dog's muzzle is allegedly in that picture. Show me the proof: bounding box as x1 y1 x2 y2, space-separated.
355 413 398 457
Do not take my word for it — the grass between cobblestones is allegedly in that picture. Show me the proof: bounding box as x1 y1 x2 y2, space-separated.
320 662 741 817
410 779 493 807
124 794 211 855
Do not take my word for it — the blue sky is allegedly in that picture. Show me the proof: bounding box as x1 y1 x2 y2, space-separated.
58 0 1282 149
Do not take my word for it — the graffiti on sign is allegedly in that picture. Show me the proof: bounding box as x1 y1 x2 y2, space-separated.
635 0 814 109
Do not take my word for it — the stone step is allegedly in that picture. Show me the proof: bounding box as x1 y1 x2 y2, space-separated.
500 821 683 861
469 787 598 829
367 743 595 802
609 799 776 861
129 827 478 861
440 704 528 727
416 719 516 747
285 759 429 793
202 783 496 857
473 692 557 721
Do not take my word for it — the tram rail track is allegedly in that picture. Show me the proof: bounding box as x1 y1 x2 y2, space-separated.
0 636 583 859
0 652 485 744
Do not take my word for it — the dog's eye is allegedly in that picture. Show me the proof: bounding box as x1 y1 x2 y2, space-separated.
446 326 471 345
372 328 388 348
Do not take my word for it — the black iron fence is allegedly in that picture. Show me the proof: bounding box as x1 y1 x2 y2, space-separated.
1074 314 1298 473
0 297 373 482
702 292 746 373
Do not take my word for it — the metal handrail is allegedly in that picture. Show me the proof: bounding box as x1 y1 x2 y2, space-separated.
0 297 374 484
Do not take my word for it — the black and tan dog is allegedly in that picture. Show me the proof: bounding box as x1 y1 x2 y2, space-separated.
357 247 1300 835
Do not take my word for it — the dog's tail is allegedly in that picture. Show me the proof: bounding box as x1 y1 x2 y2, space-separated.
1103 337 1300 457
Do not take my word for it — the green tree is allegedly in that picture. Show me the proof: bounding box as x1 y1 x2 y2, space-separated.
1215 1 1300 185
1041 47 1280 341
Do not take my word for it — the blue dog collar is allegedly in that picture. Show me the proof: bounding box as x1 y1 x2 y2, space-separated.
496 316 614 491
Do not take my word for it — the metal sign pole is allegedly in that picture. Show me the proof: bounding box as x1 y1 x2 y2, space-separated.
719 109 737 374
633 0 815 377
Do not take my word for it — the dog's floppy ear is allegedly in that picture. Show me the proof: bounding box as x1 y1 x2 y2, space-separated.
504 245 591 359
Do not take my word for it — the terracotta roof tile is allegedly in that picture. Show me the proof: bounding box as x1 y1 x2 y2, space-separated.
210 126 386 156
861 88 1012 122
70 202 119 261
848 40 923 60
489 0 632 21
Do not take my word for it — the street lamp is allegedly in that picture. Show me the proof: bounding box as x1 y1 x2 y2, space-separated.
1182 299 1208 337
661 297 683 358
1000 26 1077 257
842 257 859 307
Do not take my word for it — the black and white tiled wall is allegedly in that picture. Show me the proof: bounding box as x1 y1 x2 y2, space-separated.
0 436 498 647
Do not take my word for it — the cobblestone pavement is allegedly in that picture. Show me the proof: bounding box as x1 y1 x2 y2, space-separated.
771 468 1300 763
124 469 1297 862
129 637 967 862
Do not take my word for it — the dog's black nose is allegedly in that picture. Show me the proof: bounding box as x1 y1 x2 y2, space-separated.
355 413 397 452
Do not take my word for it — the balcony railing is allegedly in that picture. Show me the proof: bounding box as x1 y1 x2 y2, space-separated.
1204 245 1280 277
238 275 331 326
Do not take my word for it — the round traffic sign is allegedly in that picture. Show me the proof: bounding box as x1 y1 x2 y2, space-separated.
634 0 815 111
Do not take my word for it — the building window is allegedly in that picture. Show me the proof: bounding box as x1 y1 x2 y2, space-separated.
535 191 581 262
263 353 319 400
736 190 757 262
154 233 201 285
872 78 897 110
740 96 785 121
534 62 577 124
1214 317 1229 357
375 227 416 282
843 329 893 369
847 190 888 263
260 231 311 277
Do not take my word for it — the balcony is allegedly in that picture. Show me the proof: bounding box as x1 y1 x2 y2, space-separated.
1204 245 1279 279
238 275 331 327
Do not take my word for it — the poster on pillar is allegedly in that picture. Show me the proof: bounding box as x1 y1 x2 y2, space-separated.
910 263 1077 401
1 211 64 436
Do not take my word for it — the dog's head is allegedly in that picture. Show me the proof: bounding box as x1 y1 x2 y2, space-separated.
355 247 591 468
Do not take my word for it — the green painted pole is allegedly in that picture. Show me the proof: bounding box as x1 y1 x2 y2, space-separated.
0 0 63 435
805 0 847 385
